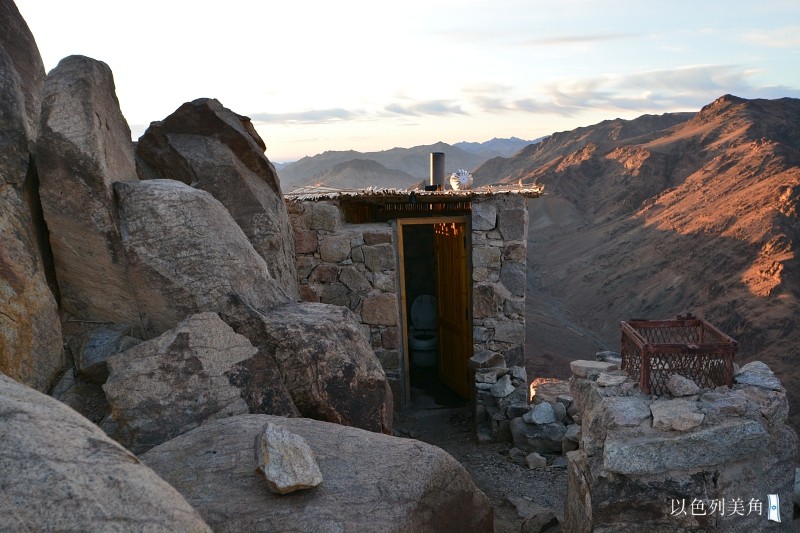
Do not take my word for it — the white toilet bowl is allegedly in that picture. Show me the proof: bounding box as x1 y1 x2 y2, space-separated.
409 295 438 368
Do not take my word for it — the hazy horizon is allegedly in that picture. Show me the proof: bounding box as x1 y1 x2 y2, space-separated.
15 0 800 162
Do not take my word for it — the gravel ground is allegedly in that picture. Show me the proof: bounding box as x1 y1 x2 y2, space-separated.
394 388 567 533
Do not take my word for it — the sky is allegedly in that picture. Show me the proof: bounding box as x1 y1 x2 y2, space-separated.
14 0 800 163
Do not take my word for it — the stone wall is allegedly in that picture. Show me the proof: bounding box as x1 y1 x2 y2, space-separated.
565 360 797 532
287 200 403 405
471 195 528 368
286 193 530 424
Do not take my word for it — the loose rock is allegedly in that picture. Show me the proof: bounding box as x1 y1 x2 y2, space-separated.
596 371 628 387
255 422 323 494
569 360 618 379
650 398 704 432
525 402 556 425
491 374 515 398
734 360 784 391
666 373 700 397
526 452 547 469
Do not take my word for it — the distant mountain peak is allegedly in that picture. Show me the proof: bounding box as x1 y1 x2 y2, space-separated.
277 141 515 190
453 137 542 158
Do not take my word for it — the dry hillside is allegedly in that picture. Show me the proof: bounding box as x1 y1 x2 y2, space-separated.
473 95 800 430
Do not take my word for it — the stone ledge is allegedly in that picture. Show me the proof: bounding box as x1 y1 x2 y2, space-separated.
569 360 619 379
603 418 768 475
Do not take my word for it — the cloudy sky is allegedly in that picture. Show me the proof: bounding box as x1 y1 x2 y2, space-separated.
15 0 800 162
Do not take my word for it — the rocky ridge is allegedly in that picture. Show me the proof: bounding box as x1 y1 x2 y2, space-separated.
1 1 433 529
473 95 800 433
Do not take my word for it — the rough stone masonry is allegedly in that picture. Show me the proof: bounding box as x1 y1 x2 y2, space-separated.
565 359 797 532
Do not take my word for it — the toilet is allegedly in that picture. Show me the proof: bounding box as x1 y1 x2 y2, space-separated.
408 294 438 368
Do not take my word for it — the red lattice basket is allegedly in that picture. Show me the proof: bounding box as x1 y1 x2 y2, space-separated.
620 314 738 395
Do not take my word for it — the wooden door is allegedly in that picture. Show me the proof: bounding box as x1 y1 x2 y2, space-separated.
434 222 472 398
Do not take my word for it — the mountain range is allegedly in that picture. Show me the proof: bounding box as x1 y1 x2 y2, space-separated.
488 95 799 431
277 137 538 191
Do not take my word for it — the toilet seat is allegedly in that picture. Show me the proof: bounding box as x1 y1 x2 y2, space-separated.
409 295 438 361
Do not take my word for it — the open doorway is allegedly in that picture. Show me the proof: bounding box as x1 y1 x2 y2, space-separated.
397 217 473 411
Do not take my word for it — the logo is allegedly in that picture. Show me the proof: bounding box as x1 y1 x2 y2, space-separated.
767 494 781 523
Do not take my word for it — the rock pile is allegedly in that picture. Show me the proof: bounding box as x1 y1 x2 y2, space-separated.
27 51 394 437
474 354 584 464
0 2 495 529
472 353 530 443
565 358 797 532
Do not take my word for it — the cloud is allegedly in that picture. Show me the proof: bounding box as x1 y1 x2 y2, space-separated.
250 64 800 129
383 100 467 116
461 82 514 95
467 65 800 118
584 65 800 107
520 33 639 46
469 95 514 113
513 97 581 115
741 26 800 48
249 108 362 124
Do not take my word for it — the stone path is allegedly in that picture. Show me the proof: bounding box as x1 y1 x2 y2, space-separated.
394 382 566 533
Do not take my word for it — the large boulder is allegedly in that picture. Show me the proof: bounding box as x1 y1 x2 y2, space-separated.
136 98 298 298
237 302 394 434
0 0 63 390
36 55 142 329
113 179 299 418
0 372 211 532
114 178 291 337
142 414 493 533
101 313 255 454
0 0 41 182
114 179 390 433
0 185 63 391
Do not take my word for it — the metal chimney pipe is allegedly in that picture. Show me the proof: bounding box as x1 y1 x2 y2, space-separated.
430 152 445 189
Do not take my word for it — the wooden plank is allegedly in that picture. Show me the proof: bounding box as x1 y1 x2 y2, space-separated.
435 222 472 399
395 220 411 411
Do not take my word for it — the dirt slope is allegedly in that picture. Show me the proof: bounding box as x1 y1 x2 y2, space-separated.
476 95 800 430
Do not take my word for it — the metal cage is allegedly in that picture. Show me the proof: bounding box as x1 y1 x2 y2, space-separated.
620 314 738 395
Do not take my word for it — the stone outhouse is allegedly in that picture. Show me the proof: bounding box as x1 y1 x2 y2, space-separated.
285 186 541 414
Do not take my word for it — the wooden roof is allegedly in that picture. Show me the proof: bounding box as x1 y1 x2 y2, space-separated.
284 184 543 202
